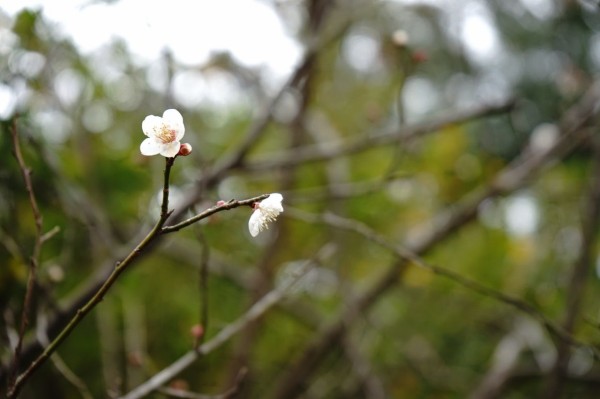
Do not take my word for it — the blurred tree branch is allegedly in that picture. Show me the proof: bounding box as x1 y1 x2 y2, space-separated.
7 118 45 390
243 100 515 173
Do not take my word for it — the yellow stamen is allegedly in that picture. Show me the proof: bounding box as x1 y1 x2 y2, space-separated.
157 125 176 144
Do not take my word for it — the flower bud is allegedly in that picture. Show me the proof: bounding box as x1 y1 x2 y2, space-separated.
190 324 204 339
392 30 409 47
216 200 226 206
178 143 193 156
411 50 428 63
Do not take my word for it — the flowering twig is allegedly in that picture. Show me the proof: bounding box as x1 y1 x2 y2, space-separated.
6 149 270 398
6 157 176 398
160 195 268 235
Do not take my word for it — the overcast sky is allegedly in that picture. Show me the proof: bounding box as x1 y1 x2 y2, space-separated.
1 0 302 76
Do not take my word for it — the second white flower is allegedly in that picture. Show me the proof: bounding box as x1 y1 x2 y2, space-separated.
249 193 284 237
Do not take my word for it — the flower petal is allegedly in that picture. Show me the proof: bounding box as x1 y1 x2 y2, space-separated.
261 193 284 212
163 109 185 139
142 115 163 137
248 210 263 237
159 141 181 158
140 138 162 156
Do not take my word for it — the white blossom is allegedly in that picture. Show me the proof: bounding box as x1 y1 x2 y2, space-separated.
140 109 185 157
249 193 284 237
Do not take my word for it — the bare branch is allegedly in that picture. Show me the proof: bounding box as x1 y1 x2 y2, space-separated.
8 118 44 390
243 101 514 172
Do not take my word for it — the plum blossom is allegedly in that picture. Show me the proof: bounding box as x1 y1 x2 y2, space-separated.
249 193 284 237
140 109 185 157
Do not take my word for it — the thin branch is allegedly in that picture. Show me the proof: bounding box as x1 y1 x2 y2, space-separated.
8 118 44 390
243 101 515 172
160 195 268 234
289 209 597 356
161 157 176 220
158 368 247 399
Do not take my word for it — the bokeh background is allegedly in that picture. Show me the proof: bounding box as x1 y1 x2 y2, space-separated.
2 0 600 398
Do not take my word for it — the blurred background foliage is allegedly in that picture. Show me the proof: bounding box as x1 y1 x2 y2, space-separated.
2 0 600 398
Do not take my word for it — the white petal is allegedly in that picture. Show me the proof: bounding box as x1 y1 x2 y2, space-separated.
248 210 263 237
163 109 185 139
261 193 284 212
142 115 163 137
160 141 181 158
140 138 161 156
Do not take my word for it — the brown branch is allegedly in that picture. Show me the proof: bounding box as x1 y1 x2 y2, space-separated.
7 118 44 391
243 100 515 172
159 194 268 234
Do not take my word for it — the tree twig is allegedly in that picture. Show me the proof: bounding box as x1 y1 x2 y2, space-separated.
289 209 597 356
8 118 44 391
243 101 515 172
160 195 268 234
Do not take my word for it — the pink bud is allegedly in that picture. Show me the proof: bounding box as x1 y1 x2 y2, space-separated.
411 50 428 63
178 143 193 156
216 200 226 206
190 324 204 339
